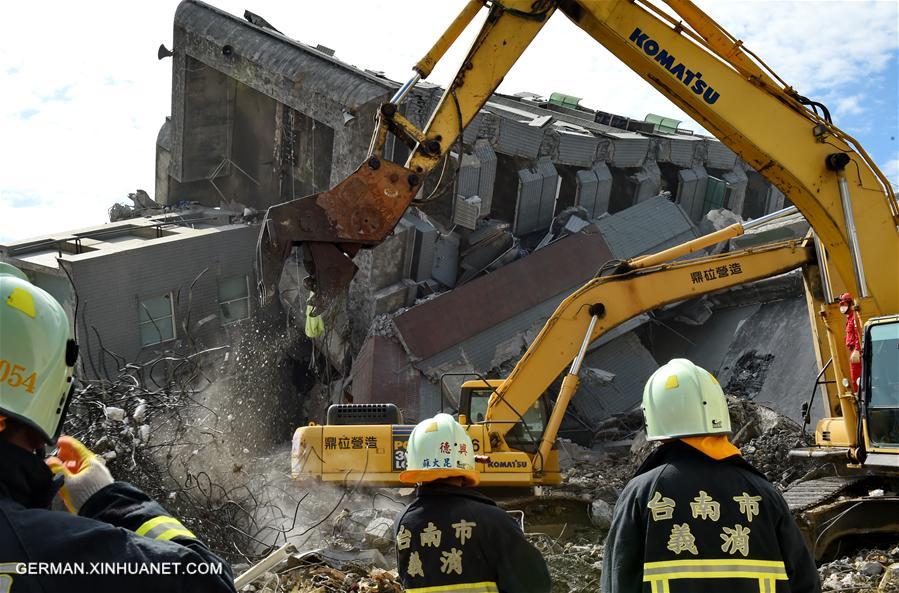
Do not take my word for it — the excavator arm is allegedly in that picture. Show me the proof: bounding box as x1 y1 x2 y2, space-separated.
257 0 555 305
485 230 815 445
257 0 897 313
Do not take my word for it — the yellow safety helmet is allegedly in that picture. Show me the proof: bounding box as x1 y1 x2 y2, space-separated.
0 263 78 444
399 413 479 486
642 358 730 441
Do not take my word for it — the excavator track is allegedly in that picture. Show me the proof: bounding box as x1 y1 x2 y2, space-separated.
785 476 899 560
783 476 863 511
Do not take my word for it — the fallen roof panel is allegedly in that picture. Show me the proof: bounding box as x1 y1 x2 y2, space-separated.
595 196 698 259
393 228 613 361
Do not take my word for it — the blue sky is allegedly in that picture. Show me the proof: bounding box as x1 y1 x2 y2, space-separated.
0 0 896 243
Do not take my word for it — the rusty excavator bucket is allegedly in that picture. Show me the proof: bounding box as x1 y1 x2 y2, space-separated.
256 155 422 309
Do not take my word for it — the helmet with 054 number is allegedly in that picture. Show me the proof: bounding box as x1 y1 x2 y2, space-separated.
642 358 730 441
399 413 479 486
0 262 78 444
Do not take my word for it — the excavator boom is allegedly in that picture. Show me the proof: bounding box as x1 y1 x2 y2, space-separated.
257 0 897 312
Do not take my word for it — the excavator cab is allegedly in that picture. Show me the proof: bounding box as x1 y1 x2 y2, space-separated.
863 316 899 450
458 380 551 452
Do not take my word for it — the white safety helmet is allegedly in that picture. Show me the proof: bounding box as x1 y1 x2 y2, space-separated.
0 263 78 444
399 413 479 486
642 358 731 441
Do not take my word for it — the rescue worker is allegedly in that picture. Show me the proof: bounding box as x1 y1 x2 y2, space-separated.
840 292 863 393
601 359 819 593
0 263 237 593
393 413 551 593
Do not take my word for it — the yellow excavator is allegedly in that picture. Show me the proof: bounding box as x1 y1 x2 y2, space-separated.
260 0 898 556
292 227 813 486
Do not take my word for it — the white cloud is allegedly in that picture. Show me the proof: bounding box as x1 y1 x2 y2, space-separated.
1 0 897 242
884 158 899 189
834 95 866 117
708 1 898 94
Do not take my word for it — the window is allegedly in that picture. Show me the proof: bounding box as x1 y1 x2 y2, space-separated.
703 176 727 212
139 294 175 346
467 388 548 452
866 321 899 447
219 275 250 324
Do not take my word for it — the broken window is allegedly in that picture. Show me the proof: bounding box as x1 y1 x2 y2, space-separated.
138 294 175 346
219 275 250 324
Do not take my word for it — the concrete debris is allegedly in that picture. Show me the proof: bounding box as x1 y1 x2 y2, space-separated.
367 313 398 340
562 397 813 500
699 208 742 255
104 406 126 422
724 351 776 399
528 534 602 593
237 557 403 593
458 220 517 283
581 367 616 387
729 398 815 488
364 517 396 548
108 190 162 221
107 202 136 222
818 548 899 592
535 207 595 250
130 189 159 210
589 499 614 530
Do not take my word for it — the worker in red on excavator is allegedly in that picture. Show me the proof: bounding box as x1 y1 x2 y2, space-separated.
840 292 863 393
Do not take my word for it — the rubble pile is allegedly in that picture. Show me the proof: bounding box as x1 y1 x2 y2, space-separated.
64 347 261 558
590 410 645 443
553 441 630 503
558 397 814 510
528 534 603 593
237 558 402 593
63 319 312 563
818 548 899 592
727 398 814 488
724 351 776 399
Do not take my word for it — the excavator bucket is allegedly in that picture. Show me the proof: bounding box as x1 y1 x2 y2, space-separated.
256 156 421 308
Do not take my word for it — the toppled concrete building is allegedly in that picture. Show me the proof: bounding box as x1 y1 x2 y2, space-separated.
156 0 439 211
0 206 257 378
153 1 789 342
3 1 806 433
144 1 806 434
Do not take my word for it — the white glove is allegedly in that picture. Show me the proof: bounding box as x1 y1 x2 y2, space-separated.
46 436 114 514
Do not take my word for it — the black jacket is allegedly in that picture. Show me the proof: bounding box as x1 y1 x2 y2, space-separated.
0 440 236 592
601 441 819 593
394 483 551 593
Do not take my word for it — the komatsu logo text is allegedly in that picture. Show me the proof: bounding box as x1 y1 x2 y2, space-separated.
628 27 720 106
487 460 528 469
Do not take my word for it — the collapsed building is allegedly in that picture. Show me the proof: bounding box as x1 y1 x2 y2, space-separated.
1 0 814 440
0 206 258 377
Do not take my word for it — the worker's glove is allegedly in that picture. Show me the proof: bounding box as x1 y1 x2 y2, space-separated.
46 436 114 514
